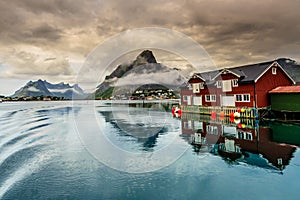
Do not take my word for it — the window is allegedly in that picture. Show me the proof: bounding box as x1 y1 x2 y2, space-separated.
207 125 218 135
216 81 222 88
205 95 216 102
211 95 216 102
243 94 250 102
272 67 277 75
192 83 200 93
236 94 243 102
245 132 252 140
183 95 188 101
200 83 204 89
235 94 250 102
237 131 253 140
232 79 238 87
193 96 202 105
222 80 232 92
192 83 204 93
193 121 203 131
205 95 210 102
184 121 193 129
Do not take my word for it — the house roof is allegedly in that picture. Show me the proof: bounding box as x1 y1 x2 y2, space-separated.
229 61 274 83
269 86 300 93
277 58 300 83
193 58 296 84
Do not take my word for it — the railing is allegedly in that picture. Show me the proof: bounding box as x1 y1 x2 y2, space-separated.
182 105 258 119
181 112 258 128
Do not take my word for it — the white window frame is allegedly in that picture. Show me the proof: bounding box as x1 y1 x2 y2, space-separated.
235 94 250 102
205 95 210 102
199 82 204 89
272 67 277 75
207 125 219 135
192 83 200 93
205 94 216 102
216 81 222 88
193 96 202 105
211 95 216 102
236 94 242 102
243 94 250 102
192 83 204 93
237 131 253 140
232 79 238 87
222 80 232 92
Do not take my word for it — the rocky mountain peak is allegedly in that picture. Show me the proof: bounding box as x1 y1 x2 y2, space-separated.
134 50 157 65
95 50 186 99
104 50 157 80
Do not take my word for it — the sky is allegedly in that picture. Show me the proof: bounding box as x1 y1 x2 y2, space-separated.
1 0 300 95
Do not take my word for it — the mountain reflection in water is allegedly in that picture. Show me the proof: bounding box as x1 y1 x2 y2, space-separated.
97 104 177 152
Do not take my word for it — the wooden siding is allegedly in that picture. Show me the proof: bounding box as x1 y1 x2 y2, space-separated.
215 73 239 81
188 77 204 84
202 82 255 107
181 88 193 106
256 66 293 108
183 61 294 109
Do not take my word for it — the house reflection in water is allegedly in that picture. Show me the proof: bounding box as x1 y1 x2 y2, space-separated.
180 113 299 171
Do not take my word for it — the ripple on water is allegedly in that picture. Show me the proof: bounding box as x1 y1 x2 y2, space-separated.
0 104 61 199
0 145 50 199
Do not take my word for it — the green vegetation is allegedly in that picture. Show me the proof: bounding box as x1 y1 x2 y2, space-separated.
95 87 114 100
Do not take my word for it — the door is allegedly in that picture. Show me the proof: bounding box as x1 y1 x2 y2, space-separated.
221 95 235 107
187 96 191 105
193 96 202 106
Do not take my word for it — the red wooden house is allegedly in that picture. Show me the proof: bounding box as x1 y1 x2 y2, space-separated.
181 59 296 110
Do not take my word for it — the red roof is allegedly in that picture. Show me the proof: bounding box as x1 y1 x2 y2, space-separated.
269 86 300 93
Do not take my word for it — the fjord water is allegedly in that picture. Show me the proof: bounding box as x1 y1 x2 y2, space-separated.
0 101 300 200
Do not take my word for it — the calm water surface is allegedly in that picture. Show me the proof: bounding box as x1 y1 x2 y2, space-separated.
0 101 300 200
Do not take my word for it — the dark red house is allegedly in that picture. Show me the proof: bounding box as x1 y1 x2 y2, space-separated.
181 59 296 110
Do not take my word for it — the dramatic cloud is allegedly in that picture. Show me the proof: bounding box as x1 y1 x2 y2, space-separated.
0 0 300 95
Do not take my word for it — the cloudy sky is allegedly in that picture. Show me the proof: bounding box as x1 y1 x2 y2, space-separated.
1 0 300 95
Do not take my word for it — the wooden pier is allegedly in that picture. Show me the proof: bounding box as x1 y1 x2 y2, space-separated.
181 105 258 119
181 112 258 128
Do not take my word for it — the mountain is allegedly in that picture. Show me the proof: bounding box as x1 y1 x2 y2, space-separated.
11 79 87 99
94 50 186 99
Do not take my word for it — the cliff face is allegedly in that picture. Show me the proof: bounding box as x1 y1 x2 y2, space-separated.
104 50 157 80
94 50 185 99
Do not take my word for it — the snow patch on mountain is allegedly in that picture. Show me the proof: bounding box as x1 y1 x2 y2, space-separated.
27 86 40 92
48 88 82 95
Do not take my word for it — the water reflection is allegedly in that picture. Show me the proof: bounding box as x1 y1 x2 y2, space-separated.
98 107 171 151
181 113 300 172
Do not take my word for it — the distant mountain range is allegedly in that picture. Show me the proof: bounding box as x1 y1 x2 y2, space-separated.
10 51 300 101
94 50 186 99
9 50 187 100
11 79 87 99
